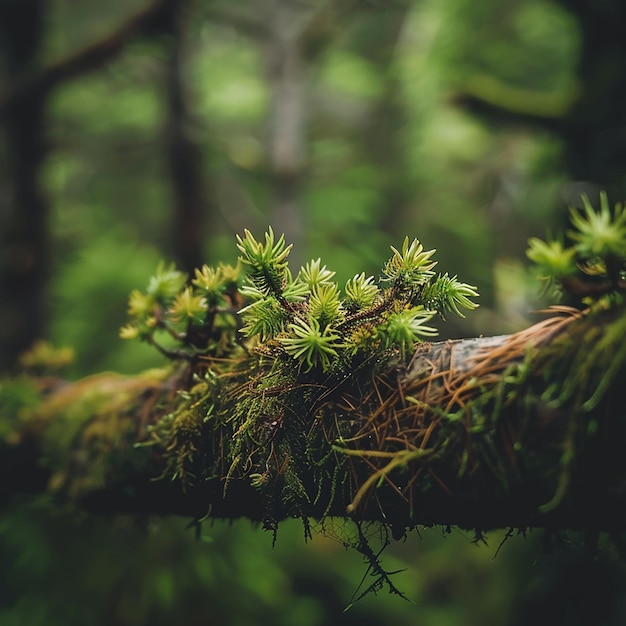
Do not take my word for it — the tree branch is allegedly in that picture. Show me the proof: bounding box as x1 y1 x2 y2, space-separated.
2 304 625 535
445 68 580 140
0 0 182 117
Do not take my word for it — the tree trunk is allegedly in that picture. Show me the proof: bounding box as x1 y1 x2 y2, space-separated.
164 0 213 274
261 0 312 262
0 0 193 372
0 0 50 373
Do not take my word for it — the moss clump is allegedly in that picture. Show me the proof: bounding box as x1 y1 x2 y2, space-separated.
125 196 626 533
3 194 626 603
119 229 478 529
112 194 626 594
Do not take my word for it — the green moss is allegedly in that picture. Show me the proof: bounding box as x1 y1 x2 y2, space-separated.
526 304 626 513
146 374 219 484
0 376 43 441
32 369 172 496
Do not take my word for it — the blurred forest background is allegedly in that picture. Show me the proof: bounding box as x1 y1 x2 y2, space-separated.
1 0 626 624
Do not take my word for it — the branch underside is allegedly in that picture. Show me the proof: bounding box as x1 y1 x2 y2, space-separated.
2 306 626 535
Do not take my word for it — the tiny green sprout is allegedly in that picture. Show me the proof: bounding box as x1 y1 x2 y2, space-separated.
146 261 188 303
127 289 154 318
297 258 336 289
119 324 140 340
279 317 343 371
569 192 626 258
526 237 577 281
236 227 292 297
191 264 232 305
281 274 310 301
169 286 208 327
120 307 157 341
383 237 437 287
192 264 224 291
420 274 480 319
378 307 438 356
527 192 626 299
219 262 241 283
236 227 292 268
239 296 287 340
344 273 380 311
309 284 343 327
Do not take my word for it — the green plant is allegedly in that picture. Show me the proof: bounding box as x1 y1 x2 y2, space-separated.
120 228 478 545
121 227 478 373
26 197 626 605
527 191 626 301
235 228 478 373
526 192 626 514
119 260 243 361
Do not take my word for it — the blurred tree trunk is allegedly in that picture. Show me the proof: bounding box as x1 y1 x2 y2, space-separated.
555 0 626 201
455 1 626 201
261 1 413 257
0 0 200 371
0 0 50 373
261 0 315 262
164 0 213 274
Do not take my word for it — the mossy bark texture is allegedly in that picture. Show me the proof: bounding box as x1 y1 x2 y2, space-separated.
2 305 625 536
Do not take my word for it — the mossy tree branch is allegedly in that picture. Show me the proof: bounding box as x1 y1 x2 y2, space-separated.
2 303 625 537
2 206 626 539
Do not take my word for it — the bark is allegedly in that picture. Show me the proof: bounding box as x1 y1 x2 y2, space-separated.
2 304 625 536
0 0 50 373
163 0 213 274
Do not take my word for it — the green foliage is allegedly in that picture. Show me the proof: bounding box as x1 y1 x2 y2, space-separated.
122 229 479 374
279 317 343 372
146 262 188 302
569 192 626 258
344 273 380 312
120 260 243 361
526 237 576 283
524 193 626 513
7 0 623 620
236 228 294 299
120 228 479 560
382 236 437 289
527 192 626 301
376 306 437 358
235 229 478 374
420 273 481 319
